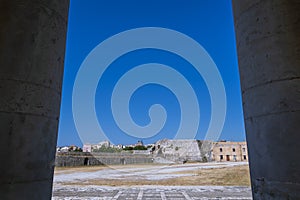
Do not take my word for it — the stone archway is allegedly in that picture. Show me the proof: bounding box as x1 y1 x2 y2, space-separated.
0 0 299 199
84 157 89 166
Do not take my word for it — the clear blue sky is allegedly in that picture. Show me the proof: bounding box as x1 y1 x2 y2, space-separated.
57 0 245 147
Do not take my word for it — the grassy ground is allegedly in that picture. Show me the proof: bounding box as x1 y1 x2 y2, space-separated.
56 164 250 186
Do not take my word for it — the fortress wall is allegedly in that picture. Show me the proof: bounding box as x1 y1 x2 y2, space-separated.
55 152 154 167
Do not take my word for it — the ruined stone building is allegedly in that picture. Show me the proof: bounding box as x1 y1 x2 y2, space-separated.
212 141 248 162
152 139 213 163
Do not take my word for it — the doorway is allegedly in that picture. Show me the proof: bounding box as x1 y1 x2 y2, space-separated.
226 155 230 161
84 157 89 166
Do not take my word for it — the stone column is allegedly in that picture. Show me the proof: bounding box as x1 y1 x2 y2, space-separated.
0 0 69 199
232 0 300 199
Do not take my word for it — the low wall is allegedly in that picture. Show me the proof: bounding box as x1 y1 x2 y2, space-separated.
55 152 154 167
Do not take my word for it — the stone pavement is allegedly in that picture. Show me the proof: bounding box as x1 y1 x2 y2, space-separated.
52 185 252 200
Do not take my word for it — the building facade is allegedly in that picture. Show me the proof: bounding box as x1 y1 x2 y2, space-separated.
212 141 248 162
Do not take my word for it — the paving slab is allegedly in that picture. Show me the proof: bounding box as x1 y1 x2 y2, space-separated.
52 185 252 200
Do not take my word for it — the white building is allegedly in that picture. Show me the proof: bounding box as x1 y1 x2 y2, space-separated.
82 144 92 152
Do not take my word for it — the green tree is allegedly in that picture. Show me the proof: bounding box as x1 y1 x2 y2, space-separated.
133 145 147 150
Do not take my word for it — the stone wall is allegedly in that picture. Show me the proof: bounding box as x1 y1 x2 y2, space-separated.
55 152 153 167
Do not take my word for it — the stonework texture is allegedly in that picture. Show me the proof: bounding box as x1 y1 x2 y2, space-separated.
232 0 300 199
0 0 69 199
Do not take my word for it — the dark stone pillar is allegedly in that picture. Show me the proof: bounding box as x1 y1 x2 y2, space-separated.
232 0 300 199
0 0 69 199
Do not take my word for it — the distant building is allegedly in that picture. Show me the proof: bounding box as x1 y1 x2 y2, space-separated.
212 141 248 162
82 144 92 152
98 140 110 148
82 141 127 152
116 144 123 149
135 140 144 146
